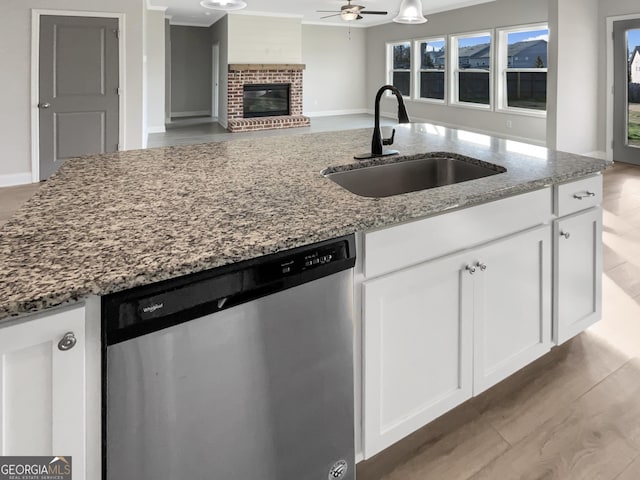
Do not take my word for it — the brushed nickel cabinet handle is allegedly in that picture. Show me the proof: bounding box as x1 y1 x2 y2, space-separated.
573 191 596 200
466 265 477 275
58 332 77 351
476 262 487 271
560 231 571 239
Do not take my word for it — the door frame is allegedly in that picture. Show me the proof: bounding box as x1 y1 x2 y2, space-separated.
30 10 126 183
212 43 220 118
606 13 640 162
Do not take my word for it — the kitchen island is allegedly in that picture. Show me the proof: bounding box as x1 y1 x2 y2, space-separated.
0 123 611 479
0 124 610 320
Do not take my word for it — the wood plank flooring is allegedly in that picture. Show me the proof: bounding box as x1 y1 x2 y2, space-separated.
358 161 640 480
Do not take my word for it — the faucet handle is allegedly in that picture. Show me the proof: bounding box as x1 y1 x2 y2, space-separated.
382 128 396 146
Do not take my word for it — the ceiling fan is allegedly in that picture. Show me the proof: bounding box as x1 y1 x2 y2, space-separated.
317 0 388 21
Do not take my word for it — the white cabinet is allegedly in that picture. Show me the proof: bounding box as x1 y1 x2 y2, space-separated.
0 303 99 480
362 225 552 457
553 207 603 344
362 251 474 458
472 226 551 394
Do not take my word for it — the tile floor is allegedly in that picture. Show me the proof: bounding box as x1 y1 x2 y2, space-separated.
1 118 640 479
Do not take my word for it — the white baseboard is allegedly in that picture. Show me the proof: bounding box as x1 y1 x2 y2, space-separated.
583 151 607 159
147 126 166 134
377 111 547 147
0 172 34 187
171 110 211 118
304 109 368 117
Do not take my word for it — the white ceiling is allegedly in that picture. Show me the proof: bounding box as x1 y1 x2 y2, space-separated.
152 0 496 28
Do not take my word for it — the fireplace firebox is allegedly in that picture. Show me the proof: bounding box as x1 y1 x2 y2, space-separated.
243 84 290 118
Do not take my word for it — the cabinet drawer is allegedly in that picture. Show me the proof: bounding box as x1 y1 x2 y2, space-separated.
555 175 602 217
364 188 551 279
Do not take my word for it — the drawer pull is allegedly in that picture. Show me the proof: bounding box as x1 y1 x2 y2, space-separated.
560 231 571 239
476 262 487 271
466 265 477 275
573 191 596 200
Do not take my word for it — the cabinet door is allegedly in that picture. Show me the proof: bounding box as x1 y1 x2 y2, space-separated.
362 252 473 458
0 306 86 478
554 208 602 345
473 226 552 394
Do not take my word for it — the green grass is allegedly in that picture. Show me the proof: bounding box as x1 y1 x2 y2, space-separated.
629 109 640 147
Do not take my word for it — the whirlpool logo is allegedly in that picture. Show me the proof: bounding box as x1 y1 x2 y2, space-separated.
0 456 72 480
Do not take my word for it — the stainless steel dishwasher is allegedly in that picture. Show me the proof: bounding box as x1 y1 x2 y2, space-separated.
102 235 356 480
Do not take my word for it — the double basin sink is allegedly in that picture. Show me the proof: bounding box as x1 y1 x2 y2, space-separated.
322 153 506 198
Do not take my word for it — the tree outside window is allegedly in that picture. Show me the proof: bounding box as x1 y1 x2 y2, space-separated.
389 42 411 96
418 39 446 101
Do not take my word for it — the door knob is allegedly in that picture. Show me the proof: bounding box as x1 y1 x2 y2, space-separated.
58 331 77 351
38 102 51 109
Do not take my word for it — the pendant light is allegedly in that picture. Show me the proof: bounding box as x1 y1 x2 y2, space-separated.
200 0 247 11
393 0 428 24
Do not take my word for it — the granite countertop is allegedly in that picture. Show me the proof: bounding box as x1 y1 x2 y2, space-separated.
0 124 611 321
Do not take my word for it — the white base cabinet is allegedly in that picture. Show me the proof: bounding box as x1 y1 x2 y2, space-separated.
472 226 551 394
359 177 604 459
0 302 100 480
363 250 474 458
554 208 603 344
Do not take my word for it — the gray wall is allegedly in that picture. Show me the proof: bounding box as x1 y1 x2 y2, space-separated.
145 9 165 134
365 0 549 144
547 0 599 154
302 25 367 115
0 0 144 184
170 25 212 117
210 16 229 128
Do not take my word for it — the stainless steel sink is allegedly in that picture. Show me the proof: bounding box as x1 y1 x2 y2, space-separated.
322 154 506 198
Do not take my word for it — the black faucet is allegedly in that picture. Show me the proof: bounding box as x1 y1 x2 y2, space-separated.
355 85 411 160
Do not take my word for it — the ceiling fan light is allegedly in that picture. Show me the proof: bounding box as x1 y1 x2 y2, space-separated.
393 0 428 24
341 11 359 21
200 0 247 11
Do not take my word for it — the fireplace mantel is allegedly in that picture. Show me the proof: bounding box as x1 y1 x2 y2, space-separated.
229 64 306 72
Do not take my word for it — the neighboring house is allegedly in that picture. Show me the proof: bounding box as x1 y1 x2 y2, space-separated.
459 44 492 69
420 39 548 71
631 46 640 84
508 39 548 68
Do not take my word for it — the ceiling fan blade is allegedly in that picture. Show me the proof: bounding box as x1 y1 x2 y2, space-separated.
320 13 342 18
359 10 388 14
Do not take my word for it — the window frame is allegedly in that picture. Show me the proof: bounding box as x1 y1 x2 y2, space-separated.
413 37 447 104
387 41 412 98
450 30 494 110
496 23 549 117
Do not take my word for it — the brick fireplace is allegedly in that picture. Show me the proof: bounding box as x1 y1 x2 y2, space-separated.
227 64 310 132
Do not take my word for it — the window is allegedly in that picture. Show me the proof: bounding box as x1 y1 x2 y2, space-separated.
417 38 446 101
388 42 411 96
451 32 492 107
497 25 549 112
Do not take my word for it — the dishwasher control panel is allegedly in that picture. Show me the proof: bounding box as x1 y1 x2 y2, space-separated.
267 241 348 280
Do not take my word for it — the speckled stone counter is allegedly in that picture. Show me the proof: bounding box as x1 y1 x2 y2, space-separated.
0 125 611 321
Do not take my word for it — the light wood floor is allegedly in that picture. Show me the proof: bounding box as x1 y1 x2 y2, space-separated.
358 161 640 480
